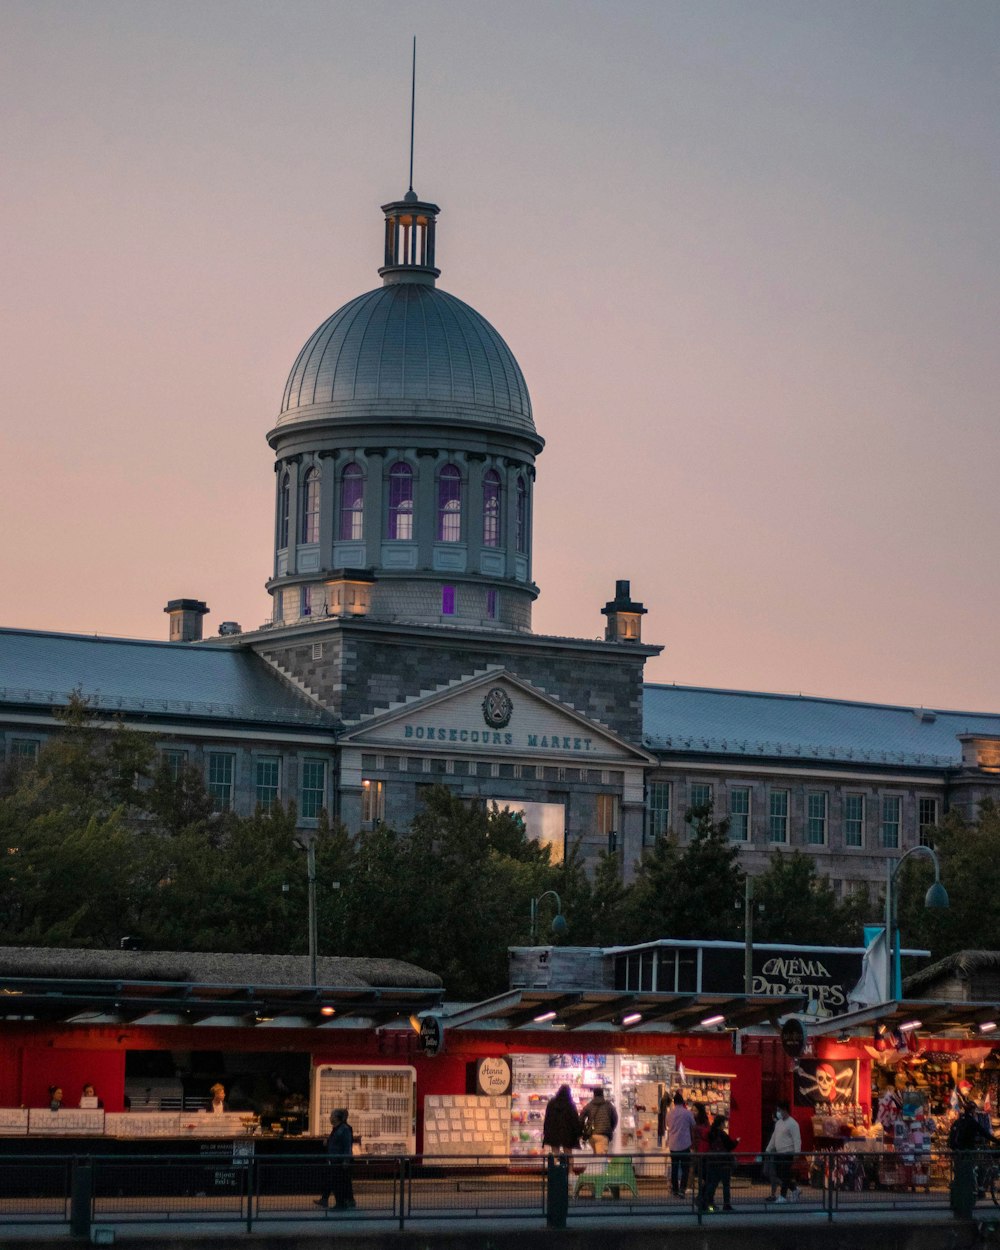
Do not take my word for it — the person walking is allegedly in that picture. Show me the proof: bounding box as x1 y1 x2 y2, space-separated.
665 1091 696 1197
315 1108 356 1211
701 1114 739 1212
764 1101 801 1203
948 1098 1000 1213
580 1087 618 1155
543 1084 582 1154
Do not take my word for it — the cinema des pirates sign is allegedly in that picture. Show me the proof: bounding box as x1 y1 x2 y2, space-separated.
700 947 860 1017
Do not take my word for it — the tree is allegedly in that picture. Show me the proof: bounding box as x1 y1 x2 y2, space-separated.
753 849 871 947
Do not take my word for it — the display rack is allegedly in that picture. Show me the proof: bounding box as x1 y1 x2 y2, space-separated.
509 1054 610 1156
423 1095 510 1157
311 1065 415 1154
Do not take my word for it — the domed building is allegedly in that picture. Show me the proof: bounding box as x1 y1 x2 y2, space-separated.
266 191 543 634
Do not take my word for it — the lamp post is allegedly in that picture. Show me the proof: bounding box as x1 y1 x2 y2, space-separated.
529 890 568 945
294 835 319 987
885 845 949 1001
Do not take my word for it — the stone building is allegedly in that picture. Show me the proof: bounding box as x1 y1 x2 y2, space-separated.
3 184 1000 889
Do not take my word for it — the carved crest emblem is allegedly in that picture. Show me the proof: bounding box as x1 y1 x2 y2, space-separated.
481 687 514 729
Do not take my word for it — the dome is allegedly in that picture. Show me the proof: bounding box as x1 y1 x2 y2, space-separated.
277 283 535 436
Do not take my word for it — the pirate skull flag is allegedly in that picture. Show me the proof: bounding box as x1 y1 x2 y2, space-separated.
793 1059 859 1107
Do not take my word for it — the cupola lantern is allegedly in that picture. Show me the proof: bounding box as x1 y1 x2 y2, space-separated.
379 191 440 285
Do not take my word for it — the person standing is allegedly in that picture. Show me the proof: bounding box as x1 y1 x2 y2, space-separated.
207 1083 228 1114
665 1091 696 1197
691 1102 711 1200
764 1101 801 1202
315 1108 356 1211
701 1114 739 1212
543 1085 581 1155
580 1087 618 1155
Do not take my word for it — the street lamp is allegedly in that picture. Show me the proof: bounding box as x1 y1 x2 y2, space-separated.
529 890 568 945
294 835 319 987
885 845 949 1001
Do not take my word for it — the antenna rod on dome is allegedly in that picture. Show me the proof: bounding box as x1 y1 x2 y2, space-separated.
408 36 416 193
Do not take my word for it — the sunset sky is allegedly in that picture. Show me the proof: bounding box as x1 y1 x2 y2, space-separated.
3 1 999 711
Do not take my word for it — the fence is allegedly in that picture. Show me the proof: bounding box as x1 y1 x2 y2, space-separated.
0 1149 978 1234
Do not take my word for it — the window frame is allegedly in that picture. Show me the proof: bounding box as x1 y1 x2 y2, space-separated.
362 778 385 825
844 793 865 848
255 756 281 813
338 462 364 541
437 464 463 543
646 781 671 845
728 786 750 842
515 475 528 555
299 466 320 544
387 462 414 541
768 788 789 843
482 469 502 547
918 796 939 846
278 472 290 548
299 758 327 820
806 791 828 845
207 752 235 813
881 795 901 849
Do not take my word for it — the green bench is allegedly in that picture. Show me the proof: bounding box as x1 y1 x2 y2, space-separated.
573 1155 639 1199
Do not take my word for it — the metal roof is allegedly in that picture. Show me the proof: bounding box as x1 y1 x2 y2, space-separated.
642 682 1000 769
0 628 331 727
278 284 535 435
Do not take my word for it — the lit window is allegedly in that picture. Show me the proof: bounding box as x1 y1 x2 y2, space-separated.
301 585 313 617
162 749 187 781
596 793 620 851
515 475 528 554
729 787 750 841
362 778 385 824
300 759 327 820
278 472 290 548
388 462 414 540
844 794 865 847
881 795 901 849
769 789 788 843
339 463 364 540
442 585 456 616
807 792 828 845
437 465 462 542
256 757 280 813
918 797 939 846
482 470 502 547
207 752 235 812
486 588 498 620
645 782 670 845
299 467 320 543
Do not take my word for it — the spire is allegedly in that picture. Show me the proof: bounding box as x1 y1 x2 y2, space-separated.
380 37 440 286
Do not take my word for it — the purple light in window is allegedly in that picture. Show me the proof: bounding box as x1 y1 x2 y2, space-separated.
482 470 501 547
442 585 456 615
438 465 462 542
486 588 498 619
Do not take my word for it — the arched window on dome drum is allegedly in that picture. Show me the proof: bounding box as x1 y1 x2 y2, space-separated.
339 463 364 541
278 472 290 549
299 467 320 544
515 475 529 555
388 462 414 541
482 470 502 548
437 465 463 543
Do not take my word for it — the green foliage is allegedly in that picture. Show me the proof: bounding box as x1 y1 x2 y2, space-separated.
753 849 871 946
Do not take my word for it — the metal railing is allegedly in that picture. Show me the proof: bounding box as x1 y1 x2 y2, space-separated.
0 1149 975 1233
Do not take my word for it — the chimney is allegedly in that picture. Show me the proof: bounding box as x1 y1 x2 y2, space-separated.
164 599 209 642
601 579 647 643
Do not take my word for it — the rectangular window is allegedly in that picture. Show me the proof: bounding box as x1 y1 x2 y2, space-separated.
442 585 456 616
844 793 865 847
769 789 789 843
162 749 187 781
255 756 281 813
687 783 713 823
362 778 385 824
300 758 327 820
918 797 939 846
728 787 750 841
645 782 671 844
806 792 828 845
207 752 235 812
300 586 313 617
10 739 40 761
486 588 498 620
596 793 620 852
881 795 901 849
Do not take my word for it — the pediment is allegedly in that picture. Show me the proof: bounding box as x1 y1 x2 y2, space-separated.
338 669 652 764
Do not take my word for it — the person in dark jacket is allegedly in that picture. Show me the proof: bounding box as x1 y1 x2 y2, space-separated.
543 1085 582 1154
580 1087 618 1155
700 1114 739 1212
315 1108 356 1210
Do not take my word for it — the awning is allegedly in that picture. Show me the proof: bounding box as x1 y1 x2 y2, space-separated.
806 998 1000 1038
